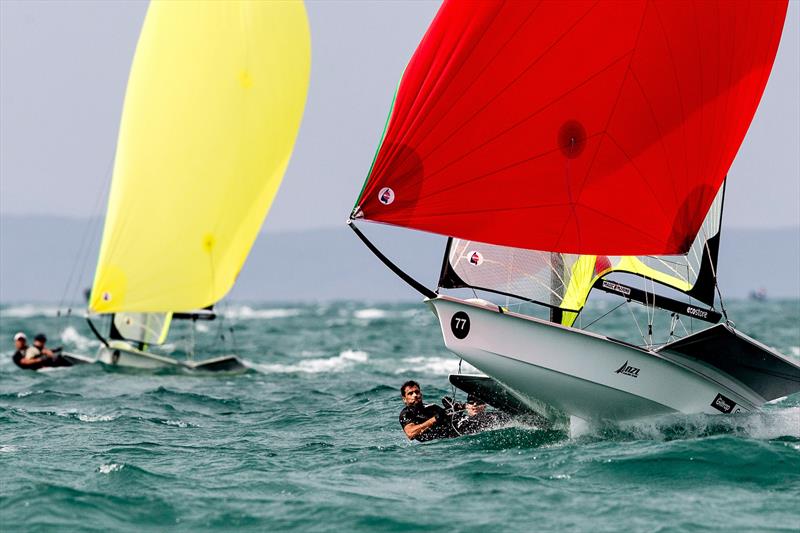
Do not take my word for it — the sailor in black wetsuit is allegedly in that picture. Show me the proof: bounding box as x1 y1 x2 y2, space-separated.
12 332 70 370
453 394 510 435
398 380 457 442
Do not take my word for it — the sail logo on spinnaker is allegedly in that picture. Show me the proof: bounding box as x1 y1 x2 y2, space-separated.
468 251 483 266
378 187 395 205
614 360 640 378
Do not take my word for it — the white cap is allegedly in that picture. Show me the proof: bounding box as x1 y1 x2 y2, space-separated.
13 332 26 341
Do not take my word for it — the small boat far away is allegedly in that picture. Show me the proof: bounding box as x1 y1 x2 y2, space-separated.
74 0 311 371
348 0 799 422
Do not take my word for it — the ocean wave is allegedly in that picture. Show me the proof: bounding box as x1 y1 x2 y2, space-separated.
0 304 61 318
353 308 388 319
161 419 193 428
97 463 124 474
580 406 800 442
0 445 19 453
60 325 100 352
395 356 478 376
77 413 118 423
253 349 369 374
56 410 119 423
222 306 302 320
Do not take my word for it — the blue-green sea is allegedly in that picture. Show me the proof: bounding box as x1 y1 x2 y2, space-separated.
1 300 799 532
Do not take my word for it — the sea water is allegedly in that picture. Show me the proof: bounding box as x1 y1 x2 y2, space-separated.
1 300 798 532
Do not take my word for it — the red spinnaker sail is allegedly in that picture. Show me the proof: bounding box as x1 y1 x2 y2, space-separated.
355 0 787 255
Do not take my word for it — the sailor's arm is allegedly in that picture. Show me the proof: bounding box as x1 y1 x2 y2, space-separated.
18 355 45 366
22 347 45 363
403 416 438 440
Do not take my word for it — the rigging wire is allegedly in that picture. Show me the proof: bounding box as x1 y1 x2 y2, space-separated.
57 156 114 316
703 239 732 326
582 300 626 330
625 299 648 347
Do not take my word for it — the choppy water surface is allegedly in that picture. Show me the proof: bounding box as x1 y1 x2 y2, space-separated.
1 300 798 532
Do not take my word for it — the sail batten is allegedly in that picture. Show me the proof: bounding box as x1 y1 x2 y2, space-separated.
89 0 311 314
354 0 787 256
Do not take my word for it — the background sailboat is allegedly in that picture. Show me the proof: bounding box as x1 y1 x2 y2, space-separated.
80 0 311 370
349 0 799 421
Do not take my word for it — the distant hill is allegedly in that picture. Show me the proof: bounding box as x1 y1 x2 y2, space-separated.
0 215 797 303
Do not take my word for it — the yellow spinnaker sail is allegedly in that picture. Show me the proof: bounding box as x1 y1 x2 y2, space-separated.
90 1 311 313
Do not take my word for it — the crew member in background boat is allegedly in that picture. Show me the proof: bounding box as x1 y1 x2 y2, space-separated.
13 333 67 370
26 333 56 361
11 332 36 368
12 332 51 369
398 381 457 442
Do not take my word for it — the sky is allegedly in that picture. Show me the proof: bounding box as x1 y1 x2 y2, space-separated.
0 0 798 232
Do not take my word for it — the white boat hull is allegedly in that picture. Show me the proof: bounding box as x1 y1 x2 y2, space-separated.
92 341 246 372
427 296 767 422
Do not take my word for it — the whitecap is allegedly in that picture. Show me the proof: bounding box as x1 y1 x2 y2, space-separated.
0 305 60 318
354 308 388 320
254 349 369 374
60 326 100 352
789 346 799 357
0 445 19 453
77 413 117 423
163 419 190 428
395 356 478 375
98 463 124 474
584 406 800 441
223 306 301 320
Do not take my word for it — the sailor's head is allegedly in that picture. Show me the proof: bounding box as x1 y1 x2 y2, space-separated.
401 380 422 406
13 332 27 349
33 333 47 348
466 394 486 416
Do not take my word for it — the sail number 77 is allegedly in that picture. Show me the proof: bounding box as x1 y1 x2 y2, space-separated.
450 311 471 339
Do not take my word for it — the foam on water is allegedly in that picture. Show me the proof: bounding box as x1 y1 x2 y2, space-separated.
0 304 61 318
354 308 388 319
396 356 478 375
77 413 118 423
59 325 100 352
253 349 369 374
576 406 800 442
222 306 301 320
98 463 124 474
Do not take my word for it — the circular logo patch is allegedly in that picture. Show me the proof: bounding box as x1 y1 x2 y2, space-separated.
378 187 395 205
468 250 483 266
450 311 471 339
